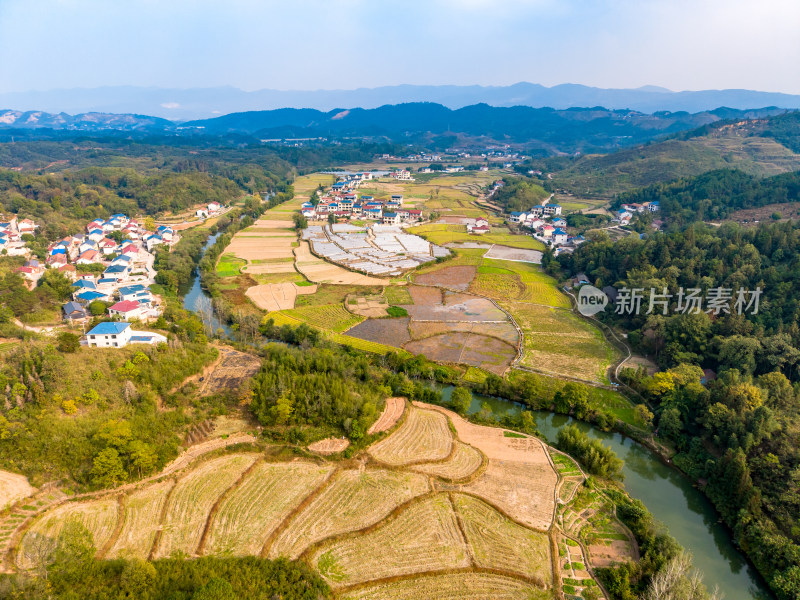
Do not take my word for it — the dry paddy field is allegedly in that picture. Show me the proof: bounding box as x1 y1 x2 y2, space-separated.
199 347 262 395
245 281 318 311
368 405 453 466
12 398 588 599
0 470 33 511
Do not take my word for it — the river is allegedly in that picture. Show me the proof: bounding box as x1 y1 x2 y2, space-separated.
437 386 773 600
177 225 772 599
180 232 232 336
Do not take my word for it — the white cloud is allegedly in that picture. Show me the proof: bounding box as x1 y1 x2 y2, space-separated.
160 102 180 109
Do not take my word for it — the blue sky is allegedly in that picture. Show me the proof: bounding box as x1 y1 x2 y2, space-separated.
1 0 798 94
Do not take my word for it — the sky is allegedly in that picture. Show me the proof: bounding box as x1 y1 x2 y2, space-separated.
1 0 799 94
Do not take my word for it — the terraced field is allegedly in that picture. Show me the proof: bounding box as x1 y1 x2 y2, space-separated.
454 494 551 584
6 382 635 599
310 494 469 587
154 454 257 558
108 480 173 559
269 469 430 559
411 441 484 481
368 406 453 466
338 572 550 600
18 498 119 569
204 461 333 556
285 303 364 333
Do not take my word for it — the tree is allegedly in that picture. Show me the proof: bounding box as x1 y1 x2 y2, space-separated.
635 404 655 428
56 332 80 353
119 558 157 596
128 441 158 477
143 217 157 232
658 407 683 440
450 387 471 415
192 578 237 600
91 448 127 488
88 300 107 316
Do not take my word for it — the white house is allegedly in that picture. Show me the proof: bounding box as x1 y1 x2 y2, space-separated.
107 300 147 320
86 322 133 348
86 321 167 348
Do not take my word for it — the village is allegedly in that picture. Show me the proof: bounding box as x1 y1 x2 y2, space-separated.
5 201 225 348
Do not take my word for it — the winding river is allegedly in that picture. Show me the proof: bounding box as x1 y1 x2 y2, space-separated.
437 386 774 600
178 225 772 599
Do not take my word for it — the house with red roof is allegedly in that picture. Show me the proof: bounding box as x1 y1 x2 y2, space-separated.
107 300 146 320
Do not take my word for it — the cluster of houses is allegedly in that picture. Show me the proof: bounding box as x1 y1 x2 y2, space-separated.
503 203 585 250
195 201 224 219
0 217 38 256
10 213 172 328
37 215 175 272
303 176 424 226
615 201 660 225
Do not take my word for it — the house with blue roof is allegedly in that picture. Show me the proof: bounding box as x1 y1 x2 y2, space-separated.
552 227 568 245
86 322 131 347
509 211 526 224
103 264 129 280
75 290 109 303
86 321 167 348
118 284 151 303
72 279 97 290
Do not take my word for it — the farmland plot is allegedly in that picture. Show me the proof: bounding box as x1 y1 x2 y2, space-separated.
0 470 33 511
284 303 363 333
453 494 551 584
311 494 469 587
269 468 429 559
462 460 556 531
404 332 516 375
346 317 411 347
205 461 333 556
411 441 484 481
414 266 476 290
367 397 405 435
18 498 119 568
368 406 453 466
338 572 546 600
154 454 257 558
107 480 173 559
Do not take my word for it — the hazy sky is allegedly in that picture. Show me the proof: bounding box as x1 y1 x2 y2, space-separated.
1 0 799 94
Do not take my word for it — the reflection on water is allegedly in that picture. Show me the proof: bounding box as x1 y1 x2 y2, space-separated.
180 232 232 337
436 385 773 600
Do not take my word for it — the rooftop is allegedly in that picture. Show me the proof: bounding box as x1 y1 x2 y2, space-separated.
87 322 131 336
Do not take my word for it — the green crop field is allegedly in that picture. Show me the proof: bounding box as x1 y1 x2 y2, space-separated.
284 304 363 333
216 253 247 277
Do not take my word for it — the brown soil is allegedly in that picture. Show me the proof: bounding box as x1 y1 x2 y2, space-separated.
368 397 406 435
347 318 411 346
403 329 515 375
415 266 477 290
407 286 443 306
199 347 262 395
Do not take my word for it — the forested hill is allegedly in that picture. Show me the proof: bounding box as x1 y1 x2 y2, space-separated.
1 104 790 155
559 218 800 599
546 112 800 196
181 104 786 153
614 169 800 224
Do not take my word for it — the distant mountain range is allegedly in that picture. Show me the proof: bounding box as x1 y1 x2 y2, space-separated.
2 83 800 120
0 104 792 156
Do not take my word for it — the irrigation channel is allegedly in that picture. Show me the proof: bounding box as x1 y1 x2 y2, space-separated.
436 386 774 600
180 231 772 599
